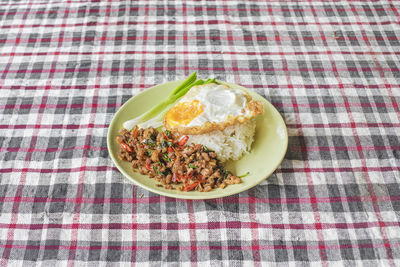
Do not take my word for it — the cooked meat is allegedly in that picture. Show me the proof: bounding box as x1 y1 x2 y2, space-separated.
209 152 217 159
201 152 210 161
116 127 241 192
200 168 212 177
151 150 159 162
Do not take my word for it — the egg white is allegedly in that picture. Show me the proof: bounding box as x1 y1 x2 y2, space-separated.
164 83 263 135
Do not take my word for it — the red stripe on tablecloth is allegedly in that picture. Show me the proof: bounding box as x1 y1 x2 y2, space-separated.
1 34 399 45
182 3 189 77
0 124 110 129
13 0 75 262
1 242 400 252
30 4 70 258
0 0 399 7
2 83 400 91
0 122 399 130
274 102 399 109
1 66 397 74
2 19 399 30
131 2 151 263
348 5 397 265
126 1 138 261
324 2 395 264
288 122 400 128
1 16 399 30
278 166 400 173
0 4 397 17
292 2 330 263
271 1 323 262
131 187 138 264
0 6 29 85
187 199 198 264
138 0 149 93
0 2 35 265
289 146 400 152
1 241 400 252
389 0 400 22
1 165 399 175
183 3 198 264
280 2 325 262
2 50 400 57
306 5 368 262
0 83 154 90
1 220 399 230
0 166 117 174
2 0 400 7
388 3 400 113
246 83 400 89
221 1 242 89
1 194 399 205
248 190 261 265
0 103 120 110
292 121 400 128
1 145 108 153
0 0 88 6
66 0 103 263
226 0 262 263
350 6 400 120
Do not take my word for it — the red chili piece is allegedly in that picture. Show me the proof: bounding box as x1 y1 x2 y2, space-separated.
184 182 199 192
120 142 133 153
174 173 182 182
145 163 151 171
178 136 189 146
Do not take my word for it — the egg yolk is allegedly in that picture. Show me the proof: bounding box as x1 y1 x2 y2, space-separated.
165 100 203 127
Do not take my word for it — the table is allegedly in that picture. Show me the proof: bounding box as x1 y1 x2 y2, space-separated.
0 0 399 265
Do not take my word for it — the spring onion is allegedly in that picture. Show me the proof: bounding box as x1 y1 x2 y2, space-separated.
137 105 172 129
188 163 198 169
123 72 197 130
238 172 250 178
153 165 160 175
202 146 212 152
223 171 229 179
170 72 197 96
162 154 172 162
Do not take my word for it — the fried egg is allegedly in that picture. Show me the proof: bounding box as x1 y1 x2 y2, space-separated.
164 83 264 135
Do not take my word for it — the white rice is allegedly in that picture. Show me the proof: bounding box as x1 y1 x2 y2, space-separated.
187 119 257 162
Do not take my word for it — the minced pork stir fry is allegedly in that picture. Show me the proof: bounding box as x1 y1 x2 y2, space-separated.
116 127 241 192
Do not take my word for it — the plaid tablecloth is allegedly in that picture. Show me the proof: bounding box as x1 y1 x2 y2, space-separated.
0 0 399 266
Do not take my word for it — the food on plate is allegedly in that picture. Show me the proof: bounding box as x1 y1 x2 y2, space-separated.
123 72 217 131
186 119 257 162
164 83 263 135
118 73 263 192
164 83 263 162
117 127 241 192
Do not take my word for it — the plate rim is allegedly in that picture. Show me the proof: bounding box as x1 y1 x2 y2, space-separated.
107 80 288 199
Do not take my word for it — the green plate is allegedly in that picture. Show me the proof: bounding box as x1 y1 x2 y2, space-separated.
107 80 288 199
